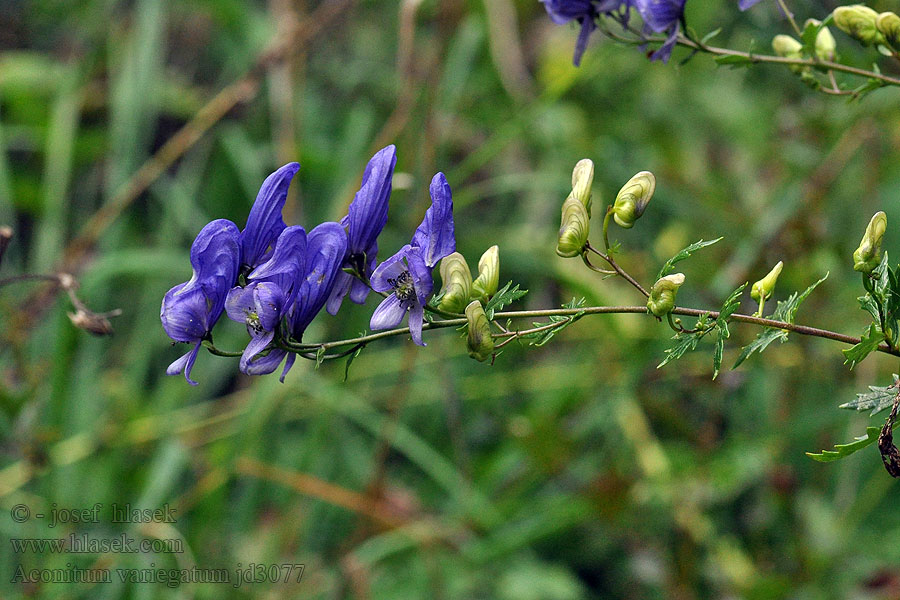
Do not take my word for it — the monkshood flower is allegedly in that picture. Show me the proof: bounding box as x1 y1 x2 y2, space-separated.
225 225 308 376
635 0 686 62
738 0 764 10
235 222 348 382
543 1 632 66
327 145 397 315
369 173 456 346
240 162 300 273
161 219 241 385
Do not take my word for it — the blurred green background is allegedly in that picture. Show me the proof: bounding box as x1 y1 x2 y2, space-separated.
1 0 900 597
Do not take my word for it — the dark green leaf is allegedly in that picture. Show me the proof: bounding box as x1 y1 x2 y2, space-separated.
657 238 723 280
700 28 722 45
839 374 900 416
484 281 527 320
842 323 883 370
658 331 703 369
806 427 882 462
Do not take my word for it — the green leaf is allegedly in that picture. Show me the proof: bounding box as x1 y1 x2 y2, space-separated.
715 55 754 66
712 336 724 380
658 331 703 369
483 281 527 320
806 427 883 462
700 28 722 45
800 20 821 55
522 298 586 347
733 273 828 368
839 374 900 416
842 323 883 370
343 344 365 382
716 282 747 338
656 238 723 280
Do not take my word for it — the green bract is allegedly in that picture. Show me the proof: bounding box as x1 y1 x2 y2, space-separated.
438 252 473 313
647 273 685 317
612 171 655 229
853 211 887 274
557 197 590 258
833 5 885 46
465 300 494 362
751 261 784 302
471 245 499 303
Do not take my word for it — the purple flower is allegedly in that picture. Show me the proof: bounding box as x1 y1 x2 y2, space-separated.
326 145 397 315
738 0 764 10
161 219 241 385
240 162 300 271
228 222 347 382
635 0 685 62
225 225 307 377
369 173 456 346
543 1 633 66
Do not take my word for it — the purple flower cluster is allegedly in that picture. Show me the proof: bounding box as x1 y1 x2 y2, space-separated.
543 0 766 64
161 145 456 384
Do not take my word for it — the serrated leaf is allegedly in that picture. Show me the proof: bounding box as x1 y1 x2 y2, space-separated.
658 331 703 369
657 238 723 280
801 20 821 54
523 298 586 347
733 273 828 368
483 281 527 320
806 427 882 462
839 374 900 416
842 323 883 370
712 336 724 380
716 282 747 338
700 28 722 45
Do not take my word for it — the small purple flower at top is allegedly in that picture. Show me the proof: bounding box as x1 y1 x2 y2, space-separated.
634 0 686 62
738 0 764 10
161 219 241 385
240 162 300 272
543 1 633 66
369 173 456 346
326 145 397 315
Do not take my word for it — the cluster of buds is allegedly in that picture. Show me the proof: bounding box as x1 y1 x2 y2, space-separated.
771 20 835 80
833 5 886 46
853 211 887 274
436 246 500 361
556 159 594 257
647 273 685 318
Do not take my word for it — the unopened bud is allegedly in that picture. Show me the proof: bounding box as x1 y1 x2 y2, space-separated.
437 252 472 313
833 5 885 46
647 273 685 317
556 197 590 258
853 211 887 274
805 19 837 61
876 12 900 46
472 245 499 302
750 261 783 302
465 300 494 362
570 159 594 216
612 171 655 229
772 34 803 58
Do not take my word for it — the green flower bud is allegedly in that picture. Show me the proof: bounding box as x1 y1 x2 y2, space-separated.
569 158 595 217
465 300 494 362
437 252 473 313
772 34 803 58
750 261 783 302
612 171 655 229
853 211 887 274
556 197 590 258
805 19 837 61
471 245 499 303
876 12 900 46
833 5 885 46
647 273 685 318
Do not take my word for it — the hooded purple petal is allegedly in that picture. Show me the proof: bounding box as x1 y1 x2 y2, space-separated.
348 145 396 256
411 173 456 268
291 221 348 336
240 162 300 269
248 225 307 307
161 219 240 344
